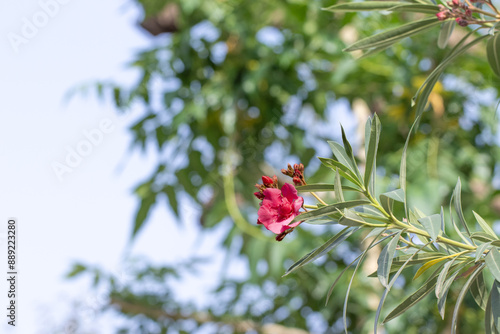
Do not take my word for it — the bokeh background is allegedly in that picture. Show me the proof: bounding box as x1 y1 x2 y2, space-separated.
1 0 500 333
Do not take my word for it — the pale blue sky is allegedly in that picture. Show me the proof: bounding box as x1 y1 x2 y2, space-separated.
0 1 236 333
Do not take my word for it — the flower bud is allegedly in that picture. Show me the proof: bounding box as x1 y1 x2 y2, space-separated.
452 0 459 6
456 17 468 26
293 176 302 185
262 176 274 187
436 11 448 20
254 191 265 200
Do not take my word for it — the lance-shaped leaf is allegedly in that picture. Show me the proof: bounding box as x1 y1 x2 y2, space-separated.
451 264 485 334
471 271 488 310
343 229 387 333
364 114 381 191
328 140 362 182
414 256 447 280
437 262 467 319
283 227 360 276
296 184 359 193
389 4 441 13
344 17 441 52
473 211 498 239
326 229 391 305
412 32 488 119
325 1 416 12
335 168 345 202
291 200 370 223
438 20 455 49
487 33 500 77
377 230 403 287
491 280 500 330
486 248 500 282
400 116 420 217
477 242 493 262
453 178 472 237
340 126 364 181
383 274 438 323
319 157 364 188
485 285 495 334
380 188 405 214
339 208 377 227
418 214 442 241
435 257 459 299
375 242 433 331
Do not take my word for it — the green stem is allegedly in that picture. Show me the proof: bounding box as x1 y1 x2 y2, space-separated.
364 189 477 251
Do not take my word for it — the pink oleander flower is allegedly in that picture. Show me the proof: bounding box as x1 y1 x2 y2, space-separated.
257 183 304 234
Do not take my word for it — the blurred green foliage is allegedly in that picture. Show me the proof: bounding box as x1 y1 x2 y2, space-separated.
66 0 500 332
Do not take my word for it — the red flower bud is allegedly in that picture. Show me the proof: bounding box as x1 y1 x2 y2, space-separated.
254 191 265 200
452 0 459 6
293 176 302 185
456 17 468 26
262 176 274 187
436 11 448 20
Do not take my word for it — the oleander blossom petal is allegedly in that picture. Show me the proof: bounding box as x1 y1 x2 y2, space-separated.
257 182 304 234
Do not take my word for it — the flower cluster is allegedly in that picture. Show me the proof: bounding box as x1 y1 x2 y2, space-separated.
254 175 304 241
436 0 477 27
281 163 305 186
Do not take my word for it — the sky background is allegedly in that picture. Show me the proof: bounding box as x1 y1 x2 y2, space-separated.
0 1 241 333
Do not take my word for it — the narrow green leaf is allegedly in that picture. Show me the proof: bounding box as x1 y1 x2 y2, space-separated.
418 214 442 241
343 229 386 334
378 231 403 287
477 242 492 262
392 252 444 266
132 195 157 239
486 248 500 282
453 178 472 237
491 280 500 330
383 275 438 323
400 116 420 217
435 257 458 298
324 2 413 12
326 229 390 305
292 200 370 223
438 20 455 49
341 126 363 181
412 32 488 111
473 211 498 239
414 257 446 280
389 3 441 13
487 33 500 77
335 168 345 202
319 157 363 188
344 17 441 52
472 232 497 243
451 264 485 334
296 184 359 192
283 227 360 276
437 263 465 319
339 209 375 227
328 140 361 181
471 272 488 310
66 263 87 278
380 188 405 214
376 242 433 330
364 114 381 191
163 185 179 218
485 285 495 334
